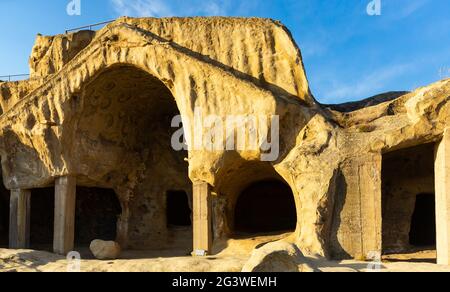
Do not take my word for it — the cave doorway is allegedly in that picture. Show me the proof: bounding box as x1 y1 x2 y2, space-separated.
234 180 296 235
0 179 9 248
74 187 122 247
381 143 436 263
409 193 436 247
30 188 54 251
166 191 191 228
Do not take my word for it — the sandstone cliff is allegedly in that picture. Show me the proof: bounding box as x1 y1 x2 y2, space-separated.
0 17 448 259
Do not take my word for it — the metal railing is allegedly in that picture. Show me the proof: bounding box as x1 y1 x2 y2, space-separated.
0 74 30 82
65 20 115 34
1 20 117 83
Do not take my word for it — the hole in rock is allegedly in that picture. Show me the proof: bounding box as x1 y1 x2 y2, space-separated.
166 191 191 227
234 180 296 234
409 193 436 247
30 188 54 251
382 143 436 262
0 181 9 247
75 187 122 246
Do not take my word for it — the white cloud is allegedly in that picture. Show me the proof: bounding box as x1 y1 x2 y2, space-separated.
321 63 413 102
384 0 431 20
111 0 173 17
398 0 429 18
110 0 230 17
201 2 225 15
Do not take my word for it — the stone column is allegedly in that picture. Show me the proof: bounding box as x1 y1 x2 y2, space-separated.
192 182 212 256
330 154 382 260
435 130 450 265
359 154 382 260
53 176 76 255
9 189 31 249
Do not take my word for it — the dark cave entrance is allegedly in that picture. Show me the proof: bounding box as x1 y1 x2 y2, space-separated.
29 187 122 250
166 191 191 228
234 180 296 234
75 187 122 246
382 143 436 262
0 180 9 248
409 193 436 247
30 188 54 251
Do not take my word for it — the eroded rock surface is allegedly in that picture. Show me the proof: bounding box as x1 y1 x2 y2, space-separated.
90 240 121 260
0 16 449 262
242 241 313 272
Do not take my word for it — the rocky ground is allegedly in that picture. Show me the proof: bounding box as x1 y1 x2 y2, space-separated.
0 244 448 272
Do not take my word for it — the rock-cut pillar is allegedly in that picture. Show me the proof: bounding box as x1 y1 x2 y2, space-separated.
192 182 212 256
9 189 31 249
53 176 76 255
435 129 450 265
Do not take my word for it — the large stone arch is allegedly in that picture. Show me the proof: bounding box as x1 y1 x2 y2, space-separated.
0 22 315 189
70 63 192 250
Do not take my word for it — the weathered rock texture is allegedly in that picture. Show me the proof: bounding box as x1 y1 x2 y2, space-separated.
0 16 449 261
90 240 121 260
242 241 313 272
29 31 96 78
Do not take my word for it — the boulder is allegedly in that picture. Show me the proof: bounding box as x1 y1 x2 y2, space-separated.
90 240 121 260
242 241 313 272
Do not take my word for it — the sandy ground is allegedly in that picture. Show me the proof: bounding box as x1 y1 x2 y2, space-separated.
1 235 449 272
2 248 450 272
1 248 450 272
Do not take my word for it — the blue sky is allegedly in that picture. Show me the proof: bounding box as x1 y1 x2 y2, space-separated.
0 0 449 104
